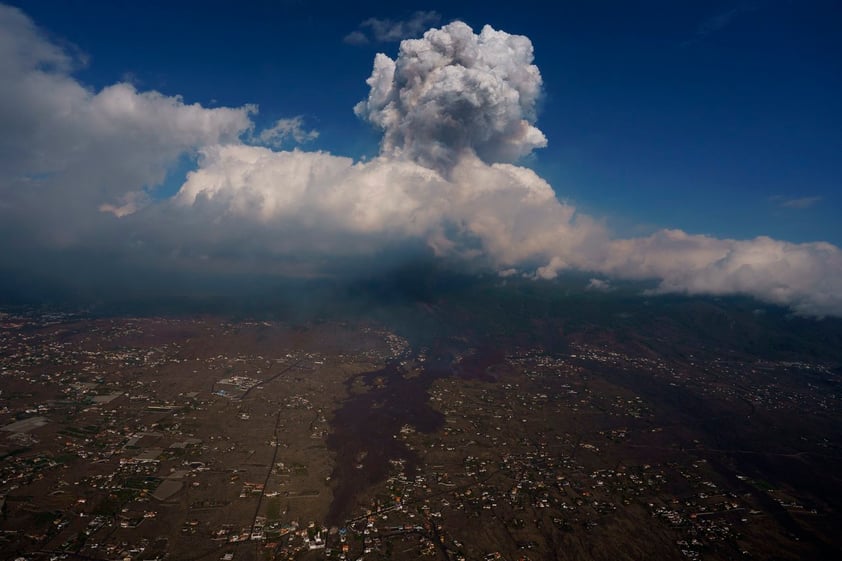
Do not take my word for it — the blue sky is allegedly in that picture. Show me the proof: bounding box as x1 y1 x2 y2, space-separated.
13 0 840 244
1 1 841 316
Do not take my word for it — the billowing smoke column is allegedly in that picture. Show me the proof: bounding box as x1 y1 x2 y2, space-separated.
2 6 841 318
173 24 573 268
355 22 547 173
81 22 842 318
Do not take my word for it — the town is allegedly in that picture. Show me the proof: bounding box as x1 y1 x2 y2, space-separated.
0 308 839 560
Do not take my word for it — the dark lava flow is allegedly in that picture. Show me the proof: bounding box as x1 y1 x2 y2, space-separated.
326 344 505 525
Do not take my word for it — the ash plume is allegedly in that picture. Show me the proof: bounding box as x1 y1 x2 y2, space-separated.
354 21 547 173
1 5 841 318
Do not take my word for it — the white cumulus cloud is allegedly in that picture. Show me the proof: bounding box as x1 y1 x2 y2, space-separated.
254 116 319 148
0 3 253 244
345 11 441 44
1 7 841 318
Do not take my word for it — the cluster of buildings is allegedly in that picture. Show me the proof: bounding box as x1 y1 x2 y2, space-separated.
0 308 836 560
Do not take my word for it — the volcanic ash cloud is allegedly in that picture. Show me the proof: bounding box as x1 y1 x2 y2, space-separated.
1 7 840 317
354 21 547 173
175 22 842 316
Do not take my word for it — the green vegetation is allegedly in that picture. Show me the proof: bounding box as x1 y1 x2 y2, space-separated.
124 476 160 491
266 496 281 521
59 424 99 438
53 453 78 464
